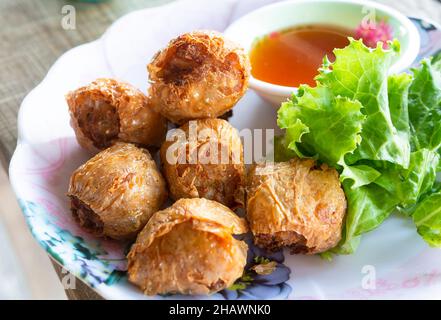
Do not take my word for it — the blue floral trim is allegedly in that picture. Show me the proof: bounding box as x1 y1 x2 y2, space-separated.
18 200 126 288
217 234 292 300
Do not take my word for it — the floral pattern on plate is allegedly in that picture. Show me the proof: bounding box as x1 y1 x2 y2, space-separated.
19 200 127 287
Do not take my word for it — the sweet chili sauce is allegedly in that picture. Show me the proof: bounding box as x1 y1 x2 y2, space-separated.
249 24 353 87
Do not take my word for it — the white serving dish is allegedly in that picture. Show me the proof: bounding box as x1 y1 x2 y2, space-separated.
8 0 441 300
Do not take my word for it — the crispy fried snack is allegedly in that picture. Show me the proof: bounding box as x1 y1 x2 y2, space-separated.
66 78 167 152
148 31 251 124
67 143 167 240
160 118 245 208
247 159 347 254
127 198 248 295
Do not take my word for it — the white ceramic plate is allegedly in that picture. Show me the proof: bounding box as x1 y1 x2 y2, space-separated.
9 0 441 300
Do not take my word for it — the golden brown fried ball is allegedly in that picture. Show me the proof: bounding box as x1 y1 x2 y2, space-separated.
160 118 245 208
66 78 167 152
246 159 347 254
127 198 248 296
148 31 251 124
67 143 167 240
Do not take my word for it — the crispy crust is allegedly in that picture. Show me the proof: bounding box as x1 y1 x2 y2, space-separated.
66 78 167 152
127 198 248 295
246 159 347 254
67 143 168 240
160 118 245 208
148 30 251 124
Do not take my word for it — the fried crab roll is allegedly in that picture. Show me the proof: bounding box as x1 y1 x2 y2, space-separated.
160 118 245 208
127 198 248 295
67 143 167 240
66 78 167 152
148 30 251 124
247 159 347 254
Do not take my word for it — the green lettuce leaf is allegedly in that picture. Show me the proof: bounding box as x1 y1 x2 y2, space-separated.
374 149 439 206
339 163 381 189
277 85 365 166
388 73 412 143
330 180 401 255
332 149 439 254
273 135 298 162
335 58 441 251
408 59 441 152
317 39 410 167
412 191 441 247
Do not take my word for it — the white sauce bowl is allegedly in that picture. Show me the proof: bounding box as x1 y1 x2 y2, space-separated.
224 0 420 107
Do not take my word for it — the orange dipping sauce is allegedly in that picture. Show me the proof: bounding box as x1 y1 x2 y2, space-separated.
249 25 353 87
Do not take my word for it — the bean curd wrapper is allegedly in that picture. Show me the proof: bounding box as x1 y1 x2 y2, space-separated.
66 78 167 152
148 31 251 124
160 118 245 209
68 143 168 240
127 198 248 296
247 158 347 254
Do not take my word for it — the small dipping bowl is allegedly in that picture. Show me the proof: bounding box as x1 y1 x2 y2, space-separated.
224 0 420 107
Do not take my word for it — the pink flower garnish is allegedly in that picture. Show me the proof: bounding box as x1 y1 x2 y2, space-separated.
269 31 280 39
355 20 393 49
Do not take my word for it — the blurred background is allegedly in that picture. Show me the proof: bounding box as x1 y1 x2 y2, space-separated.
0 0 440 299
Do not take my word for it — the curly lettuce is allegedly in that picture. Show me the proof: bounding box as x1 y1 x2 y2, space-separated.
277 85 365 166
408 59 441 153
412 191 441 246
276 38 441 254
316 40 410 168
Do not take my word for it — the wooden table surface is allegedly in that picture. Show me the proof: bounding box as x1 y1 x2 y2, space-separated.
1 0 440 300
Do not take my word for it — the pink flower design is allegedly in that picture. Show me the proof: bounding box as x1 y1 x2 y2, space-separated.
355 20 393 49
